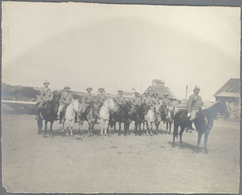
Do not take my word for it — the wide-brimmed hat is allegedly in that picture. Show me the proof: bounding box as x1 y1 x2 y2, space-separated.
86 87 93 91
64 85 71 89
118 90 123 93
99 88 104 91
164 93 169 96
193 85 201 92
43 80 50 85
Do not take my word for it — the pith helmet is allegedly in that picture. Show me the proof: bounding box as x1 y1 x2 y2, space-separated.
164 93 169 96
193 85 201 92
43 80 50 85
118 90 123 93
99 87 104 91
86 87 93 91
64 85 71 89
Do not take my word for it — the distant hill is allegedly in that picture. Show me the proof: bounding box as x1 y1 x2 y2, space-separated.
2 83 114 102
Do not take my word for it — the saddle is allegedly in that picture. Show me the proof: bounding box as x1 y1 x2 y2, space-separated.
59 105 68 123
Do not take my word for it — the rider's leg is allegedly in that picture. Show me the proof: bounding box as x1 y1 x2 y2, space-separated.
57 105 64 119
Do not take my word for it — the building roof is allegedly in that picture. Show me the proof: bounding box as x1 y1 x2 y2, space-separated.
214 78 240 97
144 86 177 100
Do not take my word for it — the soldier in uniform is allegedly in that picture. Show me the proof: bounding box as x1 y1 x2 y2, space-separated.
38 80 53 110
94 88 107 117
57 85 73 120
141 92 149 104
131 92 142 114
161 93 172 122
187 85 204 130
79 87 95 116
153 92 161 105
115 90 125 114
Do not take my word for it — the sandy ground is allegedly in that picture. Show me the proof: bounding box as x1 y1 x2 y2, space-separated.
1 114 240 193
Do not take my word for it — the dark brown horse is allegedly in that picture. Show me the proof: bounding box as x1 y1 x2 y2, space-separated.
173 101 230 153
36 97 59 135
110 101 132 136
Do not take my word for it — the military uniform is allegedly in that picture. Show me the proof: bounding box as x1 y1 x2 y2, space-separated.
80 92 94 114
132 95 142 106
153 96 160 105
187 93 203 121
95 91 107 116
161 98 171 107
115 93 125 112
58 91 73 112
38 87 53 108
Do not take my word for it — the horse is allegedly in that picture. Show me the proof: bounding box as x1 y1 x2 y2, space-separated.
145 106 157 136
78 101 99 136
110 100 132 136
36 97 59 136
60 99 79 136
154 104 163 133
162 106 179 134
132 103 147 136
99 98 116 135
173 101 230 154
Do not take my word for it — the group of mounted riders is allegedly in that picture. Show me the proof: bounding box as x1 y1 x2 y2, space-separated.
36 80 204 131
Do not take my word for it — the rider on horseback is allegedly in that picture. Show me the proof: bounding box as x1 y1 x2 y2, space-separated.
131 92 142 114
114 90 125 115
187 85 204 130
36 80 53 119
161 93 171 122
79 87 95 119
153 92 160 105
57 85 73 120
141 91 149 104
94 88 107 117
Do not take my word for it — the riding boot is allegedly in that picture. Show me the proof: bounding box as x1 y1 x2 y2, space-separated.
188 120 195 130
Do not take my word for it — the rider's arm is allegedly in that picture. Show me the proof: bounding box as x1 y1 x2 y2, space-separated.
49 91 53 101
187 95 193 113
40 89 45 101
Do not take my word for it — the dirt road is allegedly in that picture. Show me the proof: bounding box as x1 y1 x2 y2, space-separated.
2 114 240 193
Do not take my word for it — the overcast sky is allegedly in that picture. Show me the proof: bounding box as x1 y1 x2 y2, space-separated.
2 2 240 101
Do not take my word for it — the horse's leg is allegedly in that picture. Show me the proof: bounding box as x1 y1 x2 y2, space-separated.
104 120 109 135
196 131 203 153
100 119 103 135
50 120 53 136
173 125 179 147
44 120 48 135
138 122 141 136
134 121 138 136
169 122 172 134
204 129 210 154
146 121 150 136
66 120 69 136
179 126 185 148
150 122 153 136
118 122 121 136
166 121 168 134
70 120 74 136
37 117 43 134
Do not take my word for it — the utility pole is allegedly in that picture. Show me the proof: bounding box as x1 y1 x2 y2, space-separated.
185 85 188 100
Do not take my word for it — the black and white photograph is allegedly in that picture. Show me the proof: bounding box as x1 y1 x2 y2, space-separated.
1 1 240 193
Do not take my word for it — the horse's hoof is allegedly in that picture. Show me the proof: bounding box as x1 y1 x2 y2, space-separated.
196 150 199 153
66 133 69 136
204 150 208 154
146 133 149 136
70 133 73 136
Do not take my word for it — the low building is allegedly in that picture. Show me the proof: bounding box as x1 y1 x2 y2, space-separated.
143 79 177 105
214 78 240 121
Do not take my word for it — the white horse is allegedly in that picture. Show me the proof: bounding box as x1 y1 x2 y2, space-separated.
60 99 79 136
146 107 156 136
99 98 116 135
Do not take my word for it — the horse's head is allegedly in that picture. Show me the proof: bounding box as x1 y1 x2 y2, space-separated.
124 100 133 115
50 98 59 113
216 100 230 119
72 99 80 113
104 98 116 112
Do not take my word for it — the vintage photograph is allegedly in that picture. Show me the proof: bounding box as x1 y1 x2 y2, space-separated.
1 1 240 193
